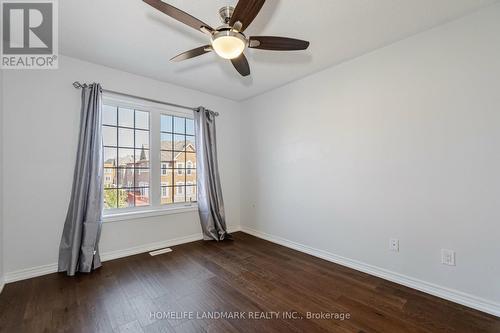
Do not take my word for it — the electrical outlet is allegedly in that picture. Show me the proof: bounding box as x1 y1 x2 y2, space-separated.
389 238 399 252
441 249 456 266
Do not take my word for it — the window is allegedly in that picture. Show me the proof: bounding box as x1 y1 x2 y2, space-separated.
161 183 169 198
161 115 197 204
176 182 184 195
103 105 150 209
176 163 184 175
102 98 197 213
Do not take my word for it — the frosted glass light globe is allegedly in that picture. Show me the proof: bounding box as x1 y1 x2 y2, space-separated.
211 31 246 60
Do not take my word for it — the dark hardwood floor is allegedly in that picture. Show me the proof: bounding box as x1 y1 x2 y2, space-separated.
0 232 498 333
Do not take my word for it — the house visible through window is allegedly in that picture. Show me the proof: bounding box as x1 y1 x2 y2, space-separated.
102 100 197 212
161 114 197 204
103 105 150 209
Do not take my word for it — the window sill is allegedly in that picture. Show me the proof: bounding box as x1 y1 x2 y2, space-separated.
103 204 198 223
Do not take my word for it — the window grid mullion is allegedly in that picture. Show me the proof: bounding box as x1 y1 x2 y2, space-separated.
184 137 187 203
115 106 119 209
133 109 136 206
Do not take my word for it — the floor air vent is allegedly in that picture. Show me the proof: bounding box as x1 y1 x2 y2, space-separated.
149 248 173 256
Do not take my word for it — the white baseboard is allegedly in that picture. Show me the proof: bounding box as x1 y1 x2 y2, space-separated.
3 225 241 285
4 262 58 284
241 226 500 318
100 233 203 262
227 225 242 234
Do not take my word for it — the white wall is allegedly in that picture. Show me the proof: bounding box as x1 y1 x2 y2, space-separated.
241 3 500 311
2 56 241 275
2 2 499 316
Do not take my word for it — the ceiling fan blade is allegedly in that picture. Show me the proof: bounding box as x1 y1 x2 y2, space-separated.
143 0 214 34
229 0 266 32
231 54 251 77
248 36 310 51
170 45 212 62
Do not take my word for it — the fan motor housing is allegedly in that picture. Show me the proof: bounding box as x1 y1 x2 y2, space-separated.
219 6 234 24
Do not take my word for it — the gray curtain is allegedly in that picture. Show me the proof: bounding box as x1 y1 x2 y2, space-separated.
58 83 104 276
194 107 230 241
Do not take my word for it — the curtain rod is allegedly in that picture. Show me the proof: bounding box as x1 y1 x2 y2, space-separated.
72 81 219 116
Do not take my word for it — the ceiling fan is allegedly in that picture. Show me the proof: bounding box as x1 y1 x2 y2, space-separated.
143 0 310 77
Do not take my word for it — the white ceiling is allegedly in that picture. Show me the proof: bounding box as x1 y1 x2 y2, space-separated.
60 0 497 101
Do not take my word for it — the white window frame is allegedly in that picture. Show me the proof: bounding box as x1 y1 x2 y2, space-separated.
102 93 197 222
186 181 194 195
186 161 193 175
176 182 185 195
161 182 169 198
176 162 184 175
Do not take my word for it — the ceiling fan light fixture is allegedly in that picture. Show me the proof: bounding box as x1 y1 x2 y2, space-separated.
143 0 310 77
211 30 246 59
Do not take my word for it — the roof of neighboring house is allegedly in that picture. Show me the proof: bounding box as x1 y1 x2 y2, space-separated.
104 143 195 167
160 141 195 152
